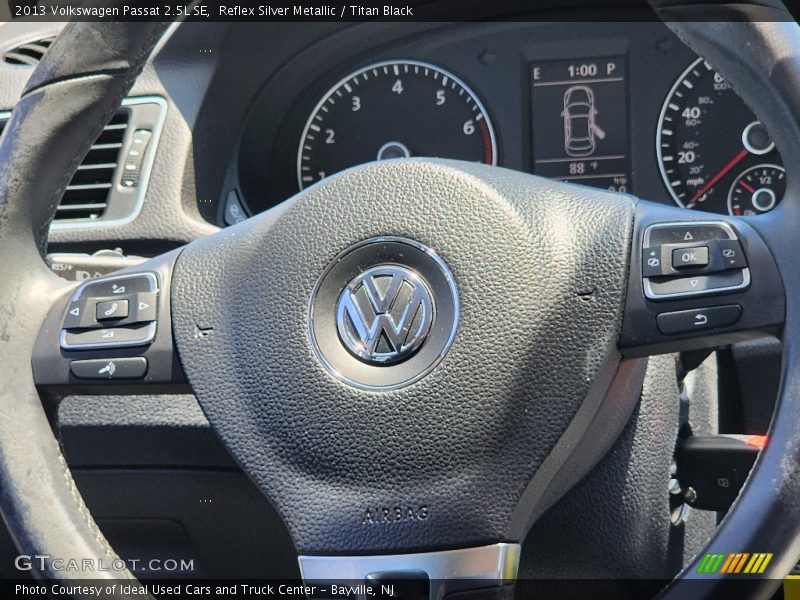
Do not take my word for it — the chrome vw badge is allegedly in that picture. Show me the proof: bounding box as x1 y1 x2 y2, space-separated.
336 265 435 364
309 237 458 390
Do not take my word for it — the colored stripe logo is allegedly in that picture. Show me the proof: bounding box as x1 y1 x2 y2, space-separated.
697 552 773 574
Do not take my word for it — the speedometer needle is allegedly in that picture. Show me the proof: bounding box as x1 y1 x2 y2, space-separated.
688 148 749 207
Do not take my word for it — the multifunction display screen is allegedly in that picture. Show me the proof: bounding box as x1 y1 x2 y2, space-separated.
531 57 631 193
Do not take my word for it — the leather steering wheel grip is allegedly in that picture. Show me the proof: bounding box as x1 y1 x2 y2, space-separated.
0 20 168 588
649 2 800 598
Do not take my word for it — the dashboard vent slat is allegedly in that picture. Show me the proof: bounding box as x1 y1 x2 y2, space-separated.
56 203 109 212
0 109 130 221
77 162 118 170
65 183 113 191
2 38 54 67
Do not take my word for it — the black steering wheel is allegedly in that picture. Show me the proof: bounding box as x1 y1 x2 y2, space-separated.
2 3 800 599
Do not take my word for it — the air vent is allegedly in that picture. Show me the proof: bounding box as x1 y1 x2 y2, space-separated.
2 37 54 67
0 110 130 221
58 111 130 221
0 97 165 229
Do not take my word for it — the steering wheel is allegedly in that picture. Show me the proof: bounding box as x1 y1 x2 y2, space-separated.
2 3 800 599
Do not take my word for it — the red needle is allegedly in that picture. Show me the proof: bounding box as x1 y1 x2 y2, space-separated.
688 148 749 207
738 179 756 194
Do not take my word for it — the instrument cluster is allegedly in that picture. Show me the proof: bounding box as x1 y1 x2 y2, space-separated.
232 23 783 221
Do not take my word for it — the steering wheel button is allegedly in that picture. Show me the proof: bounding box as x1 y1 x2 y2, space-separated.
656 305 742 335
672 246 709 269
63 302 85 329
60 322 156 350
642 246 666 277
131 291 158 322
70 357 148 380
717 239 748 269
77 272 158 300
647 224 733 246
95 299 129 321
645 269 748 299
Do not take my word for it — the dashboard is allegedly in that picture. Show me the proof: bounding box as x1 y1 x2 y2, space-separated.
226 21 783 224
0 20 782 254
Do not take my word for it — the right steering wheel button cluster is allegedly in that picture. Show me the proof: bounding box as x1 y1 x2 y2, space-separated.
620 211 784 358
642 222 749 300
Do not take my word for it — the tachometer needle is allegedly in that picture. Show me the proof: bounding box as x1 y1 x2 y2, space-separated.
688 148 749 207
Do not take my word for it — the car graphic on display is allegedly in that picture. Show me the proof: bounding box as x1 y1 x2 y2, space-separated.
561 84 605 157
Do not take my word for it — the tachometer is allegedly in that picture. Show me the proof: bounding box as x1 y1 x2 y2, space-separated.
656 58 784 215
297 60 496 190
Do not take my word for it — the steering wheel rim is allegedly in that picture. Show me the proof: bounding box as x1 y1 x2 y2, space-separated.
0 20 169 590
0 6 798 598
654 6 800 597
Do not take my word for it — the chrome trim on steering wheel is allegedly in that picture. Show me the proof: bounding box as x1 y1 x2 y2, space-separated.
298 543 520 599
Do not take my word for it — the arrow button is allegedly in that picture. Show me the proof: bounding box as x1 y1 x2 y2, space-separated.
645 270 748 298
63 303 85 329
132 292 157 323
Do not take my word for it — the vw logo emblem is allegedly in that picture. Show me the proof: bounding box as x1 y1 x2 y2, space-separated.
336 265 435 364
308 237 458 390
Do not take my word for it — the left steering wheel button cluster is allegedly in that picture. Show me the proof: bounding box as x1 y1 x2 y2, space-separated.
60 273 159 350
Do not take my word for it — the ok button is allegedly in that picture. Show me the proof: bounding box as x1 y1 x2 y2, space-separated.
672 246 709 268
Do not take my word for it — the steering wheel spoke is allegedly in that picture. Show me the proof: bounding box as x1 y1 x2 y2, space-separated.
32 250 189 396
619 199 785 357
299 544 520 600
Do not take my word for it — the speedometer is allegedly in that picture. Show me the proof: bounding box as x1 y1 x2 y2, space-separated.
656 58 784 215
297 60 496 190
